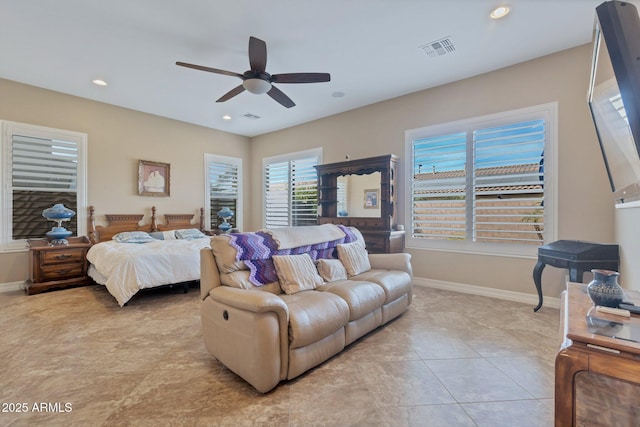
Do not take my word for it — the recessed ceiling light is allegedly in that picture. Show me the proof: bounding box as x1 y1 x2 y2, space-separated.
490 5 510 19
222 114 232 121
92 79 108 86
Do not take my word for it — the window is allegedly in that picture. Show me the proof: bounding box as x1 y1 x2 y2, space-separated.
263 148 321 228
204 154 242 231
405 103 556 256
1 121 87 251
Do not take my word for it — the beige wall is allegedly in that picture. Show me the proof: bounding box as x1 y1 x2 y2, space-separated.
1 44 621 300
251 44 616 299
0 78 250 284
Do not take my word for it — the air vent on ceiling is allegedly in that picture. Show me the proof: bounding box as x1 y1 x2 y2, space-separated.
419 37 456 58
242 113 261 120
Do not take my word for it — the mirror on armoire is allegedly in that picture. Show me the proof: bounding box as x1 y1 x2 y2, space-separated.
315 155 404 253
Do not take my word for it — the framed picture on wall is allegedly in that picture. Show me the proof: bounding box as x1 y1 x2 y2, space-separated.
363 189 379 209
138 160 170 197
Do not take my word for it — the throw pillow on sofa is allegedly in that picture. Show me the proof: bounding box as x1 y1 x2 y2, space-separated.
316 258 348 282
337 241 371 276
273 254 325 294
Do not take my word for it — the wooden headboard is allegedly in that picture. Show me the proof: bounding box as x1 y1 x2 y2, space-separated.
88 206 205 244
157 208 205 232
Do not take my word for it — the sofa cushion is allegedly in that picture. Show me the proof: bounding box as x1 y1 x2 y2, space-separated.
210 235 245 274
351 269 413 304
281 291 350 349
337 241 371 276
316 259 348 282
219 270 282 295
273 254 325 295
318 280 385 321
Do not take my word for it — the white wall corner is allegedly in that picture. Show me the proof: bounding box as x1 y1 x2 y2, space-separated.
413 276 561 310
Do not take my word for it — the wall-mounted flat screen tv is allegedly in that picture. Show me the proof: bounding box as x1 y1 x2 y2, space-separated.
588 1 640 207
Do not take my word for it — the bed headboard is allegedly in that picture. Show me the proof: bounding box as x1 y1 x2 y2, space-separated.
157 208 205 232
88 206 205 244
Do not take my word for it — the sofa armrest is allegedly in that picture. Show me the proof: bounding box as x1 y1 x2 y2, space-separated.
200 247 221 300
209 286 289 321
368 253 413 277
203 286 290 392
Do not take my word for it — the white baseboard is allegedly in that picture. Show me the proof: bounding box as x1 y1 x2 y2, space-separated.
0 281 25 293
413 276 561 310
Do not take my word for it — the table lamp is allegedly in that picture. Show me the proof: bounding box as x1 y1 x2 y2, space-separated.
217 207 234 233
42 203 75 245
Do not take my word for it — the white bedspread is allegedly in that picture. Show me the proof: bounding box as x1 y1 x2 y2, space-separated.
87 237 211 306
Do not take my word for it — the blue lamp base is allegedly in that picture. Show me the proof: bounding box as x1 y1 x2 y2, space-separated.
46 227 73 246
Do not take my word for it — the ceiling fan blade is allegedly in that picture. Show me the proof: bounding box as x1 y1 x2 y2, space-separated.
271 73 331 84
249 36 267 72
267 86 295 108
176 61 243 79
216 85 246 102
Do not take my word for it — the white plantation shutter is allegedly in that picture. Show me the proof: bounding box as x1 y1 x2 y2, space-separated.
473 120 545 244
206 155 241 230
1 121 87 248
264 148 321 228
406 103 555 254
290 156 318 226
411 132 467 240
265 160 290 228
12 135 78 191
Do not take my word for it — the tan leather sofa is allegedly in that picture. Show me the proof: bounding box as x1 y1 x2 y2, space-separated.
200 225 413 393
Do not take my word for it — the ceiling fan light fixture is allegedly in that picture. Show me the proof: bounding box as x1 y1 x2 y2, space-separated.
243 78 271 94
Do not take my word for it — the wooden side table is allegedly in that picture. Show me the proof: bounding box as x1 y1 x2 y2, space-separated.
26 236 92 295
555 282 640 426
532 240 619 311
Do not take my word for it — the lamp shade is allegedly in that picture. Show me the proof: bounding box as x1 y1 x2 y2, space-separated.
217 207 234 219
42 203 75 221
243 78 271 94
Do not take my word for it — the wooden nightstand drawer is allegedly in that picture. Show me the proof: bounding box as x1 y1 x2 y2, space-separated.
41 249 85 265
40 263 84 281
26 236 91 295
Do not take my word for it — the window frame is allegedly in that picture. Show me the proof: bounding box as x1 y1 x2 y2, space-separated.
262 147 322 228
404 102 557 257
203 153 243 231
1 120 88 252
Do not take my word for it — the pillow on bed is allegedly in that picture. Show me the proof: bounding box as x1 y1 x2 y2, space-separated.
273 254 324 295
149 231 176 240
175 228 207 240
112 231 155 244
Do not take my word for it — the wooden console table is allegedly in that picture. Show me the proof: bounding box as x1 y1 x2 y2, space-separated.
555 282 640 426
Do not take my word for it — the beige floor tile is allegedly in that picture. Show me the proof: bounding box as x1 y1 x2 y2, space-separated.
0 284 559 427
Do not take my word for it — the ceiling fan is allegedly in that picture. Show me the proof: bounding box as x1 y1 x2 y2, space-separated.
176 36 331 108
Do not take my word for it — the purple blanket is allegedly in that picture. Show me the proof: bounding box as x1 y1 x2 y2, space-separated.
228 225 357 286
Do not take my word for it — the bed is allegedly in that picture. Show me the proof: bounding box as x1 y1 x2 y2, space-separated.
86 206 211 306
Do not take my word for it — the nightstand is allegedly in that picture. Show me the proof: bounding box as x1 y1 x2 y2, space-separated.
26 236 92 295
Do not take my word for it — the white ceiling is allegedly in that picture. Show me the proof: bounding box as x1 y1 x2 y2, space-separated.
0 0 631 137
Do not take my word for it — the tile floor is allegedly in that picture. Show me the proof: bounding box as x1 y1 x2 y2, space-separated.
0 283 559 426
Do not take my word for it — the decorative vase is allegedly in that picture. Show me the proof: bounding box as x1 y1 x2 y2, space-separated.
587 269 625 308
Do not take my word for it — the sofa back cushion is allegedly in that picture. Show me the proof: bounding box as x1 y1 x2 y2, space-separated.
337 241 371 276
316 258 348 282
273 254 324 295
